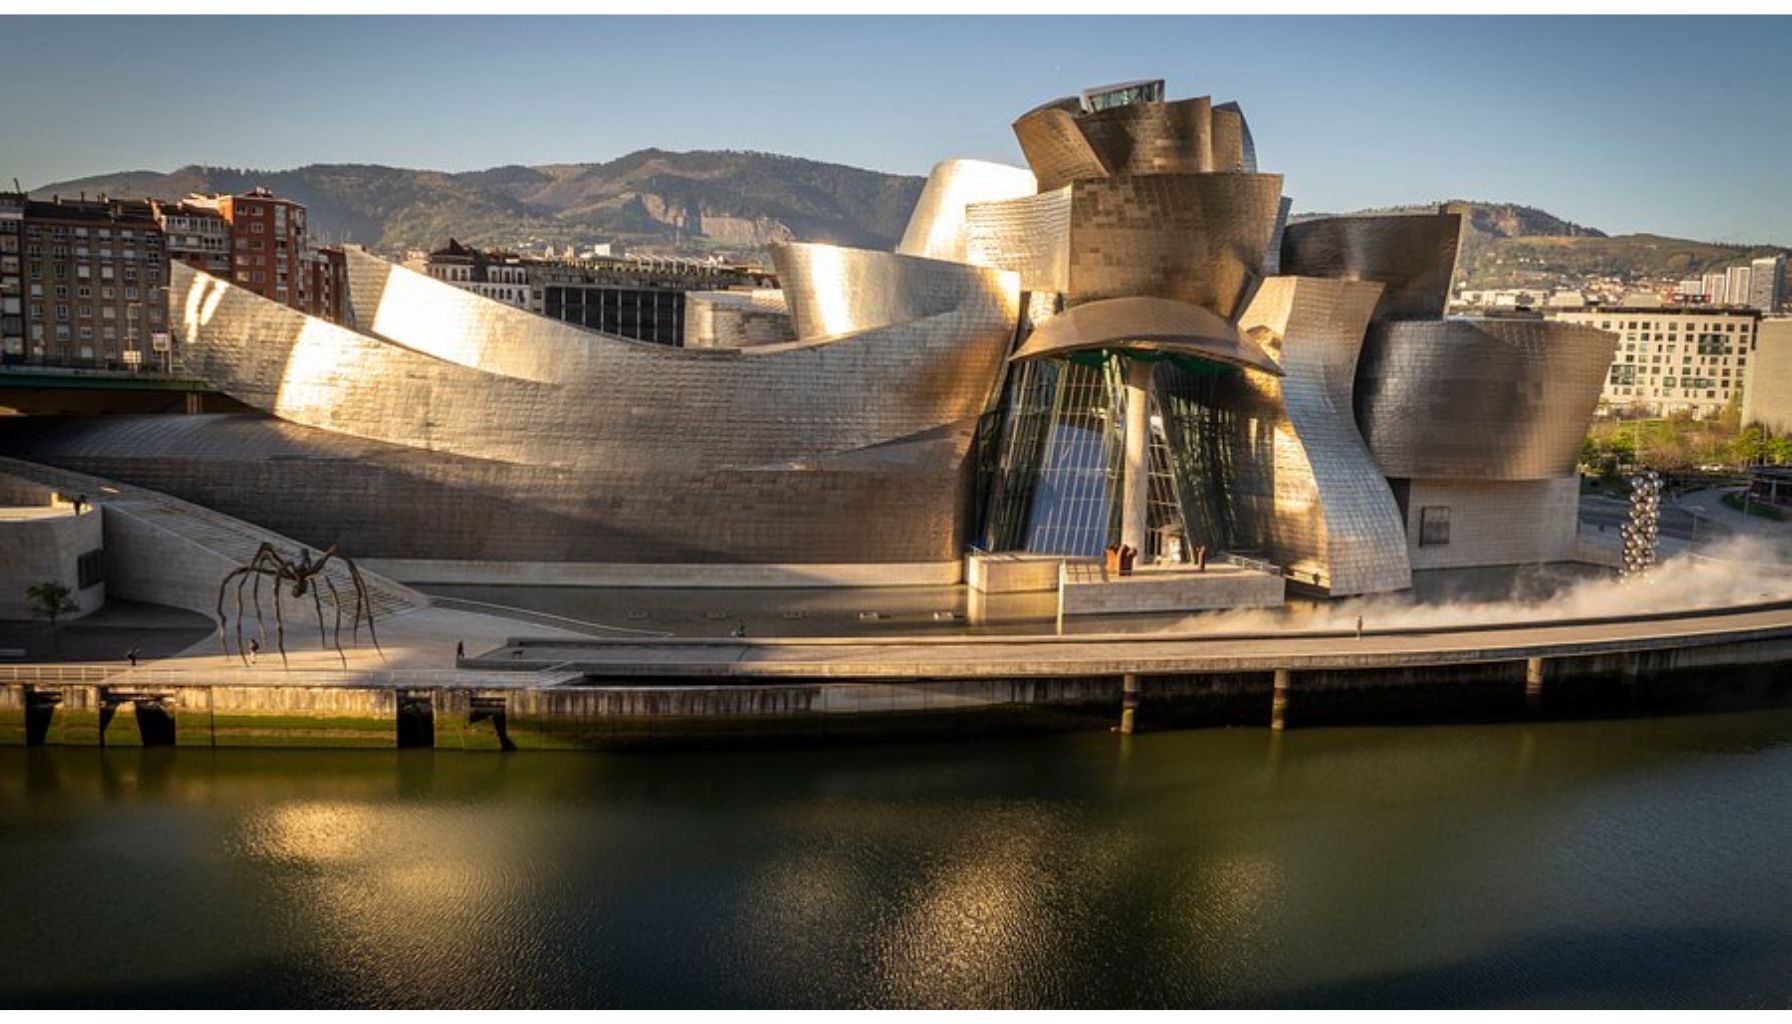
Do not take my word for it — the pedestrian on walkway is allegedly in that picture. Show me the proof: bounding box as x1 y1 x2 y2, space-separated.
456 640 465 661
248 638 260 666
1355 615 1363 641
126 648 139 667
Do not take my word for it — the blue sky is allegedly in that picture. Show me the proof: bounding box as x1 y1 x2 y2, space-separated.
3 15 1790 243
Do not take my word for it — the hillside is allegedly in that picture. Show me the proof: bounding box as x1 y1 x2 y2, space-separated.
32 150 926 254
33 162 1789 286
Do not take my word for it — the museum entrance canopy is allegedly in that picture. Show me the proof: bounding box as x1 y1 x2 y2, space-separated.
1008 296 1282 377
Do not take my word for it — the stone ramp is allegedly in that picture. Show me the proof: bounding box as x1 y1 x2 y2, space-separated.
0 456 426 626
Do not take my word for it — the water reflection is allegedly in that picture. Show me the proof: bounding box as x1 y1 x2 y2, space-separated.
3 711 1792 1008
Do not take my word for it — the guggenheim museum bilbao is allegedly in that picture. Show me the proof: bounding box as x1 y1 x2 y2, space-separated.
4 80 1615 597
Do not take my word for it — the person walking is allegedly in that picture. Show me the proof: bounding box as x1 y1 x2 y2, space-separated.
248 637 260 666
456 640 465 661
126 648 139 667
1355 615 1364 641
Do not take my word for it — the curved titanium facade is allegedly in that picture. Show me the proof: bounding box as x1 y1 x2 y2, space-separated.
964 188 1074 293
1238 277 1411 594
771 242 1016 341
1075 96 1215 176
1212 101 1257 174
1064 173 1285 318
1010 296 1279 376
1354 318 1618 480
340 247 600 384
129 252 1020 565
896 159 1037 264
1279 211 1466 321
1012 106 1109 192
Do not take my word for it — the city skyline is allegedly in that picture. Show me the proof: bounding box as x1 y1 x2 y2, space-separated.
4 15 1792 244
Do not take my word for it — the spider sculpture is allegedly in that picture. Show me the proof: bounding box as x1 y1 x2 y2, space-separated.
217 543 383 667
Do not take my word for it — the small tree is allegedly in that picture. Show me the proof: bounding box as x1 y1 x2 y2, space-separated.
25 580 78 652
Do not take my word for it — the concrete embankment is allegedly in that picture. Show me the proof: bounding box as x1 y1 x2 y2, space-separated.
7 600 1792 750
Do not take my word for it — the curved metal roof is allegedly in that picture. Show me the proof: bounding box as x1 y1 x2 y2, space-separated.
1009 295 1282 376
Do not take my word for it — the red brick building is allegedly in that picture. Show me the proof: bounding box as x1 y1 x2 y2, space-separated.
218 187 309 312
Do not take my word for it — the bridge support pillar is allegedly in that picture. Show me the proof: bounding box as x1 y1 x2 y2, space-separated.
1119 673 1140 734
1271 668 1292 731
1525 656 1546 712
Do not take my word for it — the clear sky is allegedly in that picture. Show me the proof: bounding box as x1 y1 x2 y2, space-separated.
3 15 1790 243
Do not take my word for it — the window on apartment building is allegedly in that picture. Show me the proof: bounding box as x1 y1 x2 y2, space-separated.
250 222 264 233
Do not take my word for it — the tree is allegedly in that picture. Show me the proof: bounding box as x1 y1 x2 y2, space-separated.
1729 425 1769 469
24 580 78 652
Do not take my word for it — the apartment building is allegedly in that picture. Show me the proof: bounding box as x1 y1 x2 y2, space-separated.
1551 305 1759 418
14 195 168 368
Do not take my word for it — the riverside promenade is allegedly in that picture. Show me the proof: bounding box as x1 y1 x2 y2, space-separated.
472 598 1792 679
7 597 1792 750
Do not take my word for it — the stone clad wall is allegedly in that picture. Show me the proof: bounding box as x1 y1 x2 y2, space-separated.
0 499 103 620
1743 317 1792 433
1400 477 1582 571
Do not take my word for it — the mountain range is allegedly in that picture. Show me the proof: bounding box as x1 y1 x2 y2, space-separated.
32 151 1790 285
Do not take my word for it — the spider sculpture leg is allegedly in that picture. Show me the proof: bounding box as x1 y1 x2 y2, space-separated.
318 552 383 660
271 573 289 668
236 567 257 665
346 558 384 660
310 584 343 668
217 566 254 661
323 574 348 664
250 563 269 652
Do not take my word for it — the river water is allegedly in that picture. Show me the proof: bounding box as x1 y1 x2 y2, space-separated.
5 710 1792 1008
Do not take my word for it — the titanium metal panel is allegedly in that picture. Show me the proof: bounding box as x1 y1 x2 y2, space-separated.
1075 96 1215 176
683 290 793 349
963 187 1073 294
1355 318 1618 480
1065 173 1285 319
1280 212 1465 321
1012 106 1108 192
1008 295 1281 377
341 247 601 384
1213 101 1257 174
897 159 1038 264
146 251 1019 564
1238 277 1411 595
1209 105 1247 173
772 242 1015 341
